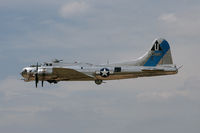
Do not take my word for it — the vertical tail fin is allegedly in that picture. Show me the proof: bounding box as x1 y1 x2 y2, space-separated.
138 38 173 66
110 38 174 67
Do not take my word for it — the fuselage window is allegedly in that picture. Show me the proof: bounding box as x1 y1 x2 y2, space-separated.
114 67 121 72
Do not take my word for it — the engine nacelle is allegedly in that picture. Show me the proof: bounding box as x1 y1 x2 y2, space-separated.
38 68 53 75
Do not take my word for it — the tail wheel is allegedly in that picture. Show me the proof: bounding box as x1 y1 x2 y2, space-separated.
95 79 102 85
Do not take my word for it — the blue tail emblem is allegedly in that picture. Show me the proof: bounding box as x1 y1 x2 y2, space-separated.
144 39 170 66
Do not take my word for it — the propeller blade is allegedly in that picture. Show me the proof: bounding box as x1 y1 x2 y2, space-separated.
35 73 38 88
42 80 44 87
35 62 39 88
36 62 38 71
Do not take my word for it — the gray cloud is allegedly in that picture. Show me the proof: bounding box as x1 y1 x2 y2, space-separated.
59 1 90 18
159 11 200 37
0 76 200 133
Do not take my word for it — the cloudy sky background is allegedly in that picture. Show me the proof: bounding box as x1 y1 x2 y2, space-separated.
0 0 200 133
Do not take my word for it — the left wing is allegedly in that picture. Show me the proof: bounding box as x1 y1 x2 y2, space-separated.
52 68 95 81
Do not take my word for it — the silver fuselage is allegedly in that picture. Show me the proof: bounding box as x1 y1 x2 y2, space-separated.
21 62 178 82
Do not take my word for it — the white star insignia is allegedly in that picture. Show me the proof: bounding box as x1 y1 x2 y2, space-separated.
100 68 109 77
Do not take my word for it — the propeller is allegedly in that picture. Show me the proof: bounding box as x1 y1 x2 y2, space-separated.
41 68 46 87
42 80 44 87
34 62 47 88
35 62 39 88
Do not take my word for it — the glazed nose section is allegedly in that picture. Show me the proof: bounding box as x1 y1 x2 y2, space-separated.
20 69 27 77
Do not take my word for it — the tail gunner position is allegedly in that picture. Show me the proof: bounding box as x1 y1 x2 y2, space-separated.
21 38 179 87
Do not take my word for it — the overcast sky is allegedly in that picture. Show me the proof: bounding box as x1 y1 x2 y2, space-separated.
0 0 200 133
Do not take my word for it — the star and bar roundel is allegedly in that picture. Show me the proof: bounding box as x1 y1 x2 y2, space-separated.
100 68 110 77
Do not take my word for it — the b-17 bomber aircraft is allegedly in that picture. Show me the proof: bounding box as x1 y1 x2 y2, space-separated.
21 38 179 88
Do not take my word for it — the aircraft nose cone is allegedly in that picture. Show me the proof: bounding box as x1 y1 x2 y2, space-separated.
21 69 27 77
